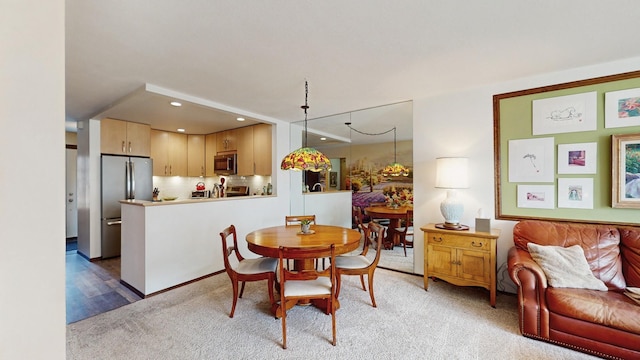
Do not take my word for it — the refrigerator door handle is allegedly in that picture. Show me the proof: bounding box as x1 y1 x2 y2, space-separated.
130 161 136 199
125 161 131 199
107 220 122 226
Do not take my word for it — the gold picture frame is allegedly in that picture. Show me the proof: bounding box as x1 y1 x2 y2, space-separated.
612 133 640 208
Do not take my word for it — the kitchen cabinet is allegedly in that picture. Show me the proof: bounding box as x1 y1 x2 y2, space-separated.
422 223 500 307
216 129 237 152
204 133 217 177
236 126 254 176
150 129 187 176
100 118 151 157
253 123 272 175
187 134 205 177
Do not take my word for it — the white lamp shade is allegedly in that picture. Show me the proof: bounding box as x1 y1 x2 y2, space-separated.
435 157 469 189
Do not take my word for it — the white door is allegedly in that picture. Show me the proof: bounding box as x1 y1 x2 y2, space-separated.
66 148 78 238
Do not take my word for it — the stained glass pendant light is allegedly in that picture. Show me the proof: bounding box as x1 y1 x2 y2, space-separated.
382 127 409 177
280 81 331 172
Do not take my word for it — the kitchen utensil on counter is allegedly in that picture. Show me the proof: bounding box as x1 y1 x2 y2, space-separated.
196 182 205 190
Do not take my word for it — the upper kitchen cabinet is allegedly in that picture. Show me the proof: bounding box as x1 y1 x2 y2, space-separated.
236 124 272 176
150 129 187 176
216 129 236 152
236 126 254 176
204 133 217 177
100 118 151 157
253 123 272 175
187 134 206 177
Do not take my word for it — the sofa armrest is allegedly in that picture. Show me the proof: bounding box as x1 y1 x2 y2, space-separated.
507 246 550 338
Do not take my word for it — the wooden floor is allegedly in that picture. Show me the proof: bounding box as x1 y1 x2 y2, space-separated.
66 241 141 324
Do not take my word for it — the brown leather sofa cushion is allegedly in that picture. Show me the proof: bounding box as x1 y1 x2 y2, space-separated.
513 220 626 290
547 288 640 334
620 227 640 287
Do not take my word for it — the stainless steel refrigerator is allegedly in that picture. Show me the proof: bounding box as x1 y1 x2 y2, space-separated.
101 155 153 258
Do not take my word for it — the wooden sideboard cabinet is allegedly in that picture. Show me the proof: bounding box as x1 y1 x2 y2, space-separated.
421 223 500 307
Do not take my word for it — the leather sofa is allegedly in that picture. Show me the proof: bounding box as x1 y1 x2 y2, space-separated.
508 220 640 359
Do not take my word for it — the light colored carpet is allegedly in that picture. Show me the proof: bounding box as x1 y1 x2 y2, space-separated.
66 268 598 359
375 242 414 273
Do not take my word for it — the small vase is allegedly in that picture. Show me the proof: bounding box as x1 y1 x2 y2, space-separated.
301 223 311 233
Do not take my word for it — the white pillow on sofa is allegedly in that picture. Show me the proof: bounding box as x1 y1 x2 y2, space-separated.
527 243 608 291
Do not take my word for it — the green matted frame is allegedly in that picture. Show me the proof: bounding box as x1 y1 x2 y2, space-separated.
493 70 640 226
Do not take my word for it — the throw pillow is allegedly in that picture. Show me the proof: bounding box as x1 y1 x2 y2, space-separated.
527 243 608 291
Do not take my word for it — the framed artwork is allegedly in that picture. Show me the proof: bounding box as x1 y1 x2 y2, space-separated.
532 91 597 135
557 142 597 174
494 70 640 225
612 133 640 208
517 185 555 209
329 171 337 187
508 137 555 183
557 178 593 209
605 88 640 128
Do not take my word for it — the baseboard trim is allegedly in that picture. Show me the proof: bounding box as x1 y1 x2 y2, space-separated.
120 270 225 299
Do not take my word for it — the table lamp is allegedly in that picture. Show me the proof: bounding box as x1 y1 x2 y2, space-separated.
435 157 469 230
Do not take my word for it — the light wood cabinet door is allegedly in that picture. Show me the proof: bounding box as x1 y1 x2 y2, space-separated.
422 224 499 307
150 129 187 176
187 134 205 177
204 133 217 177
167 132 187 176
150 130 169 176
126 122 151 157
216 130 237 152
101 118 150 156
236 126 254 176
253 123 272 175
100 118 127 155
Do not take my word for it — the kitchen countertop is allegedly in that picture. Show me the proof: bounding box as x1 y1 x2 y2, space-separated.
120 194 275 206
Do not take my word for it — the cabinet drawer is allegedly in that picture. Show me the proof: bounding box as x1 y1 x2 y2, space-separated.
425 232 490 251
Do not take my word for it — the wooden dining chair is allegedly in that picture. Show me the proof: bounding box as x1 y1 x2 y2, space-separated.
334 221 385 307
285 215 316 226
278 244 337 349
219 225 277 318
394 209 414 256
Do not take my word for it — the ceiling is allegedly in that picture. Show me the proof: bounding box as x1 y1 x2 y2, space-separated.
66 1 640 145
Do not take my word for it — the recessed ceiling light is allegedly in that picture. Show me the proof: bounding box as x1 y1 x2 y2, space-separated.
320 137 327 141
170 101 182 107
236 117 245 121
177 128 185 132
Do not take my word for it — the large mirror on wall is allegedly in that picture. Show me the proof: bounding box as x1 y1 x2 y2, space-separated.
289 100 414 273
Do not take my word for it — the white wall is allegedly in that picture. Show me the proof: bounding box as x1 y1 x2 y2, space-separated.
0 0 66 358
412 56 640 292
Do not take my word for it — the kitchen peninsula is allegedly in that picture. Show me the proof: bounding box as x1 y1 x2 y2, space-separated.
119 190 351 297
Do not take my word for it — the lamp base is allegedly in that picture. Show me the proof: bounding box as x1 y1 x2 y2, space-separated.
435 223 469 231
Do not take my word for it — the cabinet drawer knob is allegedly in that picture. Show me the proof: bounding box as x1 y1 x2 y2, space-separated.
472 241 483 247
433 236 443 242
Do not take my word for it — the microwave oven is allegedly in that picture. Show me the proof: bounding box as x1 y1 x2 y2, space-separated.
213 153 237 175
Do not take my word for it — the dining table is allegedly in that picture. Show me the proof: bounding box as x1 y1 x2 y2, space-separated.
364 205 412 250
246 224 361 318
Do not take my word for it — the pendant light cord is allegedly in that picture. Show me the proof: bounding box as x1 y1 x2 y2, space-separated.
345 123 398 162
302 81 309 148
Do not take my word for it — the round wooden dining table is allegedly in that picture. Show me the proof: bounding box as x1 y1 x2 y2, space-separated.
246 224 361 317
364 206 412 250
247 224 361 268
